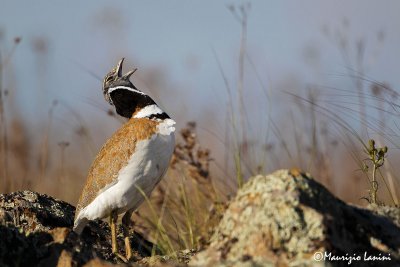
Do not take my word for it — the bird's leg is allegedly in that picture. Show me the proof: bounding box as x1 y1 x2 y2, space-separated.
110 210 118 254
122 209 134 261
110 210 128 262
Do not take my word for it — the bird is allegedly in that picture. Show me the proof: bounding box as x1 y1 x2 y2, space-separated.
73 58 176 261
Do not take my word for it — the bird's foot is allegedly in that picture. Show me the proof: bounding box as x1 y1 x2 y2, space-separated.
125 236 132 261
114 252 129 263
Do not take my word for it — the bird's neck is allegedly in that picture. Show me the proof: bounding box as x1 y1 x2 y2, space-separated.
132 104 170 120
108 87 170 120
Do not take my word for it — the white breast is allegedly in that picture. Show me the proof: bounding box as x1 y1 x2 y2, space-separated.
77 119 175 222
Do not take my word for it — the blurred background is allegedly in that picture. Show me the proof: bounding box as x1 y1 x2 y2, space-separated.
1 1 400 248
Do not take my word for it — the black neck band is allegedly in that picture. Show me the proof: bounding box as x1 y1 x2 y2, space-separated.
148 112 170 120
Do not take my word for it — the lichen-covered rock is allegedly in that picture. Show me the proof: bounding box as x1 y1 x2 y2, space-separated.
3 172 400 267
137 249 196 267
190 169 400 267
367 204 400 227
0 190 154 266
0 190 75 232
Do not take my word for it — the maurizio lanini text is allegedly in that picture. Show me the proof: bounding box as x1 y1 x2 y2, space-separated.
323 252 391 265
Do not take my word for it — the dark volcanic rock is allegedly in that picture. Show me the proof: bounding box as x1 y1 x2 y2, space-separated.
190 169 400 267
0 190 154 266
0 190 75 232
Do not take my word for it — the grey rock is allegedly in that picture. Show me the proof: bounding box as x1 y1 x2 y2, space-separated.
190 169 400 267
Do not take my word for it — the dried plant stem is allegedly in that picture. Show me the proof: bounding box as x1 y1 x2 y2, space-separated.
135 184 176 257
377 168 397 206
229 3 251 187
237 6 247 141
355 41 367 135
39 102 56 181
371 162 378 204
0 50 9 192
384 164 399 206
365 139 387 205
236 14 246 188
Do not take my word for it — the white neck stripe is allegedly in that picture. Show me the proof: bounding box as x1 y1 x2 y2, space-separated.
134 104 163 118
108 86 145 95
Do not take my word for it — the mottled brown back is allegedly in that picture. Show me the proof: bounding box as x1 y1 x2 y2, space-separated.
74 118 158 219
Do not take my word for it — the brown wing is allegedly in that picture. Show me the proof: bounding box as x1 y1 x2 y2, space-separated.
74 118 158 219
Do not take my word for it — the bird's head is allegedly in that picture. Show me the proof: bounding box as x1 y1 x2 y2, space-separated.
102 58 138 105
102 58 157 118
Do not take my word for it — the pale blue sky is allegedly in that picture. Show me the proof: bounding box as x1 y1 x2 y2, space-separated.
1 0 400 140
2 1 400 202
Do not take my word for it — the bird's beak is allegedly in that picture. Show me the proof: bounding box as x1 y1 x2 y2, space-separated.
110 58 137 80
115 58 124 77
122 68 138 79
